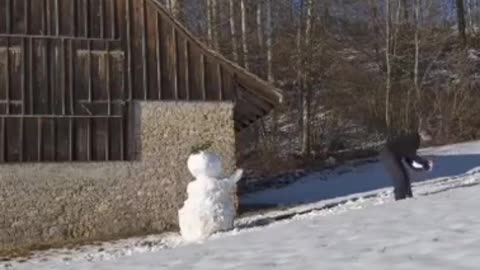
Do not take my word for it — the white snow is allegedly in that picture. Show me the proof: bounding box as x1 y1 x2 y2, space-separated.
178 151 243 242
4 140 480 270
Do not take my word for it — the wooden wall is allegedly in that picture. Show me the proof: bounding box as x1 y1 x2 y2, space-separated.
0 0 279 163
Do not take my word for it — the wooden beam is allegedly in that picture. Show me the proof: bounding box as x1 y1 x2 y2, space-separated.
172 27 179 99
146 0 284 105
200 53 206 100
184 39 190 100
235 91 267 119
234 99 263 127
125 0 133 100
234 80 272 115
0 119 5 162
141 0 148 99
155 12 163 99
217 63 223 100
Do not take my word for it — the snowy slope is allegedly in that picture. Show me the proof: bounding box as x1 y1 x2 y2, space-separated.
4 141 480 270
8 170 480 270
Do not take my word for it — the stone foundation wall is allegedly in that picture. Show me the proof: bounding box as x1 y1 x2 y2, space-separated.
0 101 235 255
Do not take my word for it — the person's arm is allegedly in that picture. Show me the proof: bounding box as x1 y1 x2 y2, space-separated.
402 133 432 171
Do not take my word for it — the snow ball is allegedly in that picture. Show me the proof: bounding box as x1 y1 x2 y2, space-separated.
187 151 223 179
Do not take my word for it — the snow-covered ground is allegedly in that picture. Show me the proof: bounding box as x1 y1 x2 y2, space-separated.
4 141 480 269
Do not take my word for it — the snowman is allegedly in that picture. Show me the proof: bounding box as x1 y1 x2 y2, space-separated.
178 148 243 242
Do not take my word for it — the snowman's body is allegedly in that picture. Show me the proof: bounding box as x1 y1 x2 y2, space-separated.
178 151 243 242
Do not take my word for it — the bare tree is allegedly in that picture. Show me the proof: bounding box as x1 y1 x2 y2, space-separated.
456 0 467 46
229 0 239 62
296 0 305 135
385 0 392 128
266 0 274 82
414 0 421 95
393 0 403 56
176 0 480 168
465 0 476 35
301 0 313 156
170 0 181 18
206 0 213 47
257 1 264 50
166 0 171 11
241 0 250 70
405 0 421 125
369 0 382 63
402 0 409 23
212 0 219 50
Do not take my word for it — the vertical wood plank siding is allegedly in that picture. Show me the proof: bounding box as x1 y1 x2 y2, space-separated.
0 0 279 162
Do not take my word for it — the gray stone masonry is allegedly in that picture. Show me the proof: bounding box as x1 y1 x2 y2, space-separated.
0 101 235 256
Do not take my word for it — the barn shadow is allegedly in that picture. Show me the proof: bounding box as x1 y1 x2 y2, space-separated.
239 154 480 213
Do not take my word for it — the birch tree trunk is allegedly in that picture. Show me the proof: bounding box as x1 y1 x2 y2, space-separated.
170 0 180 18
166 0 171 11
369 0 381 64
393 0 403 56
385 0 392 128
206 0 213 47
257 2 264 50
241 0 250 70
266 0 274 82
302 0 313 156
465 0 475 34
229 0 239 62
295 0 304 150
212 0 219 50
407 0 421 126
414 0 420 96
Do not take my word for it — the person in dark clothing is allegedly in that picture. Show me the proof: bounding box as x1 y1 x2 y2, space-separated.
379 128 433 200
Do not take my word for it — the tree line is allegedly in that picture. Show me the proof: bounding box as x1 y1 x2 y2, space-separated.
161 0 480 170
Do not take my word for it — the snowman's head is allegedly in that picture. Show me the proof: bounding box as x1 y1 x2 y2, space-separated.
187 151 223 179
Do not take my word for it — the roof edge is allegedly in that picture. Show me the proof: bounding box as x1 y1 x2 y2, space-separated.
149 0 284 106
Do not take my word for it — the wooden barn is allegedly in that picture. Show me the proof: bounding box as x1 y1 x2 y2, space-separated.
0 0 282 163
0 0 283 254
